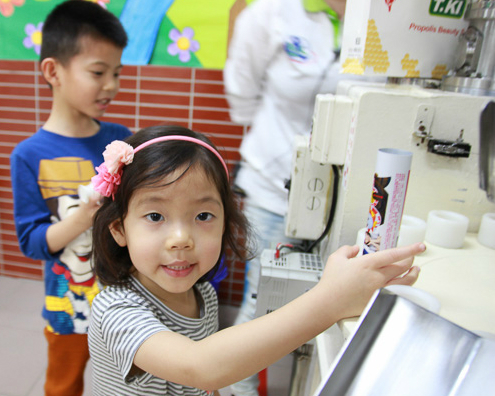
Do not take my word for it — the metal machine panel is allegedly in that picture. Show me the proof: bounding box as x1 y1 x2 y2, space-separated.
314 288 495 396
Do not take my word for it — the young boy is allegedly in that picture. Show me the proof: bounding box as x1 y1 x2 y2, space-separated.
9 1 132 395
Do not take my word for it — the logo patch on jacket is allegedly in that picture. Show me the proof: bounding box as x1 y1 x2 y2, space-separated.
284 36 315 63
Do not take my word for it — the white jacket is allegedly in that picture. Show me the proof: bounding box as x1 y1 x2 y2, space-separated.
224 0 353 215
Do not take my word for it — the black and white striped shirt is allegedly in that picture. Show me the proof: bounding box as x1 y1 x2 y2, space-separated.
88 276 219 395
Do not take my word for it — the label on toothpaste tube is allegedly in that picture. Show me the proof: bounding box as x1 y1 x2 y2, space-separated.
363 149 412 255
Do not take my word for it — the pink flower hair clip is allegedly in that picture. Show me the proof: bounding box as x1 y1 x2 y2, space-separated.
91 135 229 200
91 141 134 199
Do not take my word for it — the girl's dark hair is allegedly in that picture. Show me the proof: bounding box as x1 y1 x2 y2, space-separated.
40 0 128 65
92 125 251 287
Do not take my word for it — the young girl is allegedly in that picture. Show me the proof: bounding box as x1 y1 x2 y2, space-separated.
88 125 423 395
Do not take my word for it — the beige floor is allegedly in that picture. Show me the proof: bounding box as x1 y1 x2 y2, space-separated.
0 276 292 396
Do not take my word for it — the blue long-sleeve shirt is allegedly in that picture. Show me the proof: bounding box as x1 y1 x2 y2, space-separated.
10 121 131 334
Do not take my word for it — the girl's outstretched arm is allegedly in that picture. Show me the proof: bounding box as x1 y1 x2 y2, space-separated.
133 242 424 391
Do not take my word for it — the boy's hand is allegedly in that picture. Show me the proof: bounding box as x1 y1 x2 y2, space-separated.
320 243 424 320
46 193 102 254
74 193 103 229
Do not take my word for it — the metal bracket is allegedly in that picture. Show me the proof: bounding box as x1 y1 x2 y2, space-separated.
427 137 471 158
413 105 471 158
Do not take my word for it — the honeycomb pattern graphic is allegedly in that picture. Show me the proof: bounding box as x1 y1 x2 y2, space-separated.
431 64 449 80
362 19 390 73
342 57 365 74
401 54 420 78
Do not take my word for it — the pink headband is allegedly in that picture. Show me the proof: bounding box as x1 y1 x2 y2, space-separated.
91 135 229 199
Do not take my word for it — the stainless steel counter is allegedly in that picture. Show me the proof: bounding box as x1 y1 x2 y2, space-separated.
313 233 495 394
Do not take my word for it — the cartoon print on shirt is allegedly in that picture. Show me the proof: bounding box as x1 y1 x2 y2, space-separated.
40 157 100 334
49 195 94 283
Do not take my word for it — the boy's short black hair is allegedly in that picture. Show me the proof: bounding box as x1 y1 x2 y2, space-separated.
40 0 128 65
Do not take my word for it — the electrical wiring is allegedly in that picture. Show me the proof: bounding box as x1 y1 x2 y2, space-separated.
304 164 340 253
274 243 294 258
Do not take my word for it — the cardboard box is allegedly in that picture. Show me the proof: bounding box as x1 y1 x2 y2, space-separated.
340 0 469 79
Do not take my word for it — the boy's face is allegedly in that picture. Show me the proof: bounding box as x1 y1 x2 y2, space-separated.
55 36 123 120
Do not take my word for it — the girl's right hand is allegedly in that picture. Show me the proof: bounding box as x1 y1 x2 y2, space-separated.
319 243 424 320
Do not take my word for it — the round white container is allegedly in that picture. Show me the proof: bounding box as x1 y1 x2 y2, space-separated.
425 210 469 249
397 215 427 247
478 213 495 250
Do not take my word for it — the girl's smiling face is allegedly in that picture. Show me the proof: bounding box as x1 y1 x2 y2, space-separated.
110 165 225 305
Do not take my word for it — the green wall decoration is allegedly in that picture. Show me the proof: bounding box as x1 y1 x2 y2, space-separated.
0 0 238 69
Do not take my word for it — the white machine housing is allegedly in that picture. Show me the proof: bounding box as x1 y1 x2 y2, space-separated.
307 81 495 257
254 249 323 318
285 135 334 240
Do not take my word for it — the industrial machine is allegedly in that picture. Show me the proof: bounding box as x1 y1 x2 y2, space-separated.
255 1 495 395
285 0 495 256
311 80 495 256
258 0 495 316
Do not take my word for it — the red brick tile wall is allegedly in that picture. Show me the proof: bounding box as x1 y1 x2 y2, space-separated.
0 60 247 306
